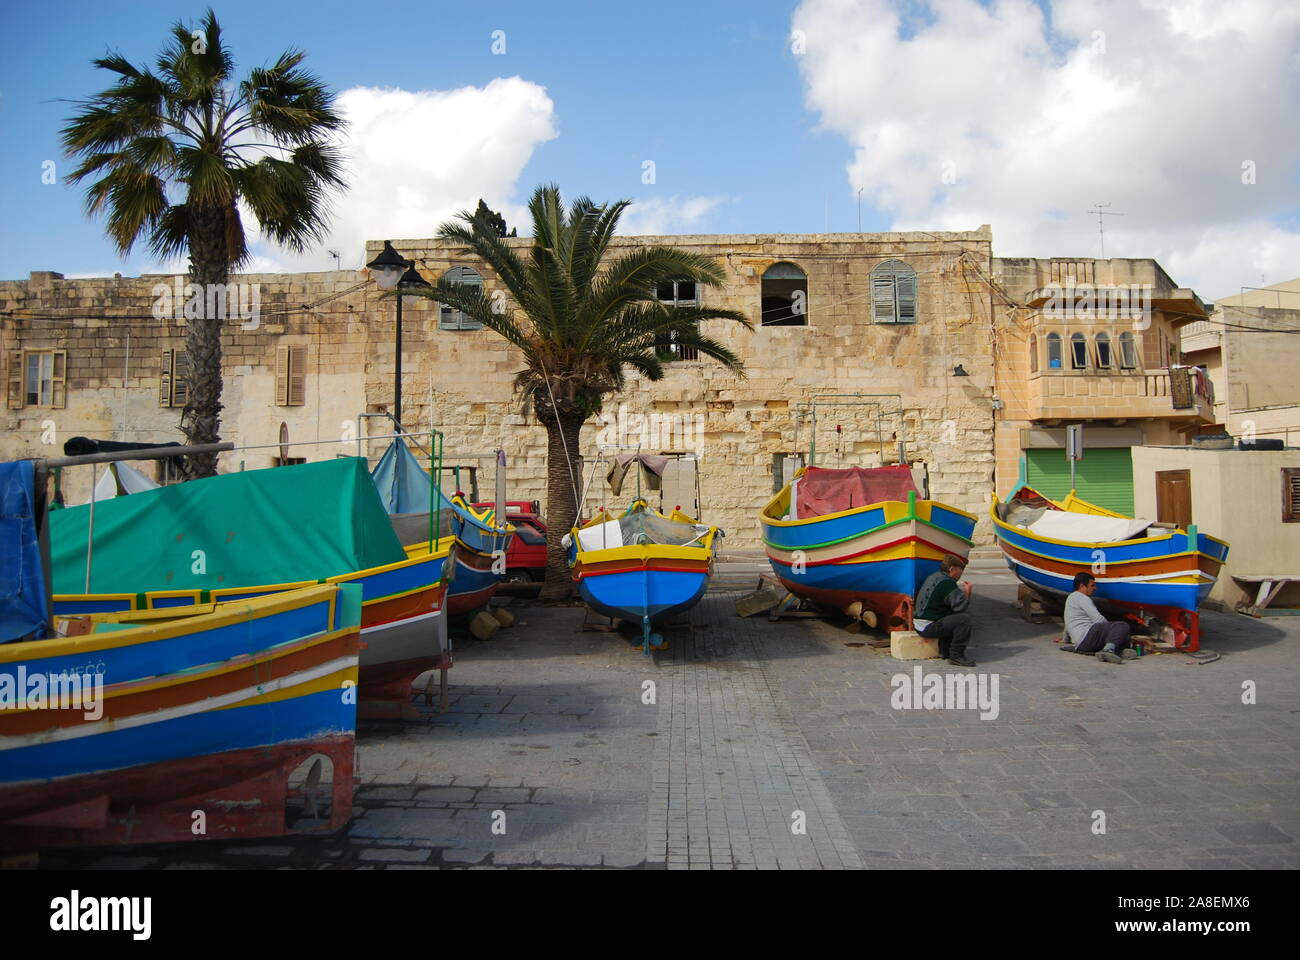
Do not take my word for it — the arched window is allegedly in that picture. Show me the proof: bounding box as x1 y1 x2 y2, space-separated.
870 259 918 324
760 262 808 326
1070 332 1088 369
1119 331 1138 369
438 266 484 331
1046 332 1062 369
1028 334 1039 373
1095 332 1112 369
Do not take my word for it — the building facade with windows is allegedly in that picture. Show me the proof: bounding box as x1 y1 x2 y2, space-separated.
990 257 1216 517
2 227 1224 551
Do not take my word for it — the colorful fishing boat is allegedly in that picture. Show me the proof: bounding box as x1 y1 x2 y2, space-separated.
372 439 512 616
1 583 362 849
48 457 451 718
0 458 363 848
565 499 720 654
760 465 977 630
990 485 1229 650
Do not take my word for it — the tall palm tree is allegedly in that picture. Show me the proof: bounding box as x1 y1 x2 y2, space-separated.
61 8 345 477
414 185 752 598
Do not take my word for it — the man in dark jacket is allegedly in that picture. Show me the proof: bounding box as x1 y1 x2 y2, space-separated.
913 554 975 667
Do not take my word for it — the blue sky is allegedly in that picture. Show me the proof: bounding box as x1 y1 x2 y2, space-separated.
0 0 1296 299
0 0 861 278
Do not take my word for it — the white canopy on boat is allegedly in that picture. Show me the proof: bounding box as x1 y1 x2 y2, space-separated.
1026 510 1152 543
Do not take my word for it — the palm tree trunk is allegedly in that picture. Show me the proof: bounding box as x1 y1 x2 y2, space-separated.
537 400 586 601
181 205 228 479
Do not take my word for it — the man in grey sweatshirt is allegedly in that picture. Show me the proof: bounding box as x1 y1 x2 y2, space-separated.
1064 572 1135 664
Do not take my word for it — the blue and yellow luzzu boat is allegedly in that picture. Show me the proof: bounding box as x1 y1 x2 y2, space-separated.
990 485 1229 650
1 582 362 849
564 500 720 654
374 439 512 616
760 465 977 630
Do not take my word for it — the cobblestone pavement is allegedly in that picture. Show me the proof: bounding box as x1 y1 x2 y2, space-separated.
44 562 1300 869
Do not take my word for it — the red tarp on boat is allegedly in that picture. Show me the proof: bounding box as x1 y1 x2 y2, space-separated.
795 465 919 519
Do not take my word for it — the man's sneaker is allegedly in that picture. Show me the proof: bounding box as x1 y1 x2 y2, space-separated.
947 655 977 667
1096 650 1123 664
1120 647 1139 660
1060 643 1077 653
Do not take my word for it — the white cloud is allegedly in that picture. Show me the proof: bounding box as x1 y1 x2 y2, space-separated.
235 76 558 272
792 0 1300 298
619 195 732 236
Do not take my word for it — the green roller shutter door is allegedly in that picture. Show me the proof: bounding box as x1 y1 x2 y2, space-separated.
1025 447 1134 516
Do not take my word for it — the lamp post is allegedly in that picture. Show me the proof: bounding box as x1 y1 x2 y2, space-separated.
367 240 431 430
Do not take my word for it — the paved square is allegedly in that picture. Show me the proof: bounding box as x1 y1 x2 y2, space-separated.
49 562 1300 869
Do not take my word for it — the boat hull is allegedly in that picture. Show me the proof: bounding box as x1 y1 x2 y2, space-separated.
573 556 712 625
761 493 976 629
0 584 360 849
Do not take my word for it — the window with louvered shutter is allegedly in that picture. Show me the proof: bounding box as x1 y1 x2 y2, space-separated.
275 346 289 406
870 259 918 324
171 351 189 407
6 351 23 409
1283 469 1300 523
276 345 307 406
438 266 485 331
50 350 66 408
159 349 173 407
159 349 188 407
288 345 306 405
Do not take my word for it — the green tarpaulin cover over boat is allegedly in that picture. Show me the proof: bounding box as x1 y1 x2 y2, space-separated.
49 457 406 595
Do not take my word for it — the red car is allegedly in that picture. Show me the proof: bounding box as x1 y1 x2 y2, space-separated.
472 500 548 583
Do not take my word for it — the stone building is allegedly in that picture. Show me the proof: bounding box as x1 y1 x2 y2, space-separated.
2 227 1217 552
1180 278 1300 446
991 257 1215 517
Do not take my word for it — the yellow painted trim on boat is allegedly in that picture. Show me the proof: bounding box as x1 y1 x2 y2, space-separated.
0 626 357 716
762 492 977 528
211 664 359 710
0 584 339 664
570 500 719 556
989 493 1230 552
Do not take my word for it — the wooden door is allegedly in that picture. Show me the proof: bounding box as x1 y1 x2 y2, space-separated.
1155 469 1192 529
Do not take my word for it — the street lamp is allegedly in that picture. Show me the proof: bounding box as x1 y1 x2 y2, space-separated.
366 240 430 430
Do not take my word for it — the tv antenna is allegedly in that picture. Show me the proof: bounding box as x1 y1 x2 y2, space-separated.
1086 203 1123 258
327 249 341 270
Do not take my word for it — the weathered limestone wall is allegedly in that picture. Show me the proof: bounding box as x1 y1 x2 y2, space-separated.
5 227 998 551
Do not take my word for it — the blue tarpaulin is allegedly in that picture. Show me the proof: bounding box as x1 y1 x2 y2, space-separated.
371 439 451 515
1 460 49 642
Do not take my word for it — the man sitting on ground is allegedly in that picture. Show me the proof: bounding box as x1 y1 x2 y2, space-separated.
913 554 975 667
1064 572 1136 664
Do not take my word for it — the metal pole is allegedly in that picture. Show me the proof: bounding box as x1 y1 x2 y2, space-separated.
85 462 96 592
395 292 403 430
38 441 234 470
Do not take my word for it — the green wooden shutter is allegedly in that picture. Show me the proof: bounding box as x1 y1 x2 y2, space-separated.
1026 446 1134 516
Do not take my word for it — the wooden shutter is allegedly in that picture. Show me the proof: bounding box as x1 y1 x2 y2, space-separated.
159 349 173 407
51 350 66 408
895 272 917 322
872 275 896 322
1283 468 1300 523
288 345 306 406
6 351 22 409
172 351 189 407
275 346 289 405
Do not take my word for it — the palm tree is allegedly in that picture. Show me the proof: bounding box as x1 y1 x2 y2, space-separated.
61 8 345 477
415 185 752 598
